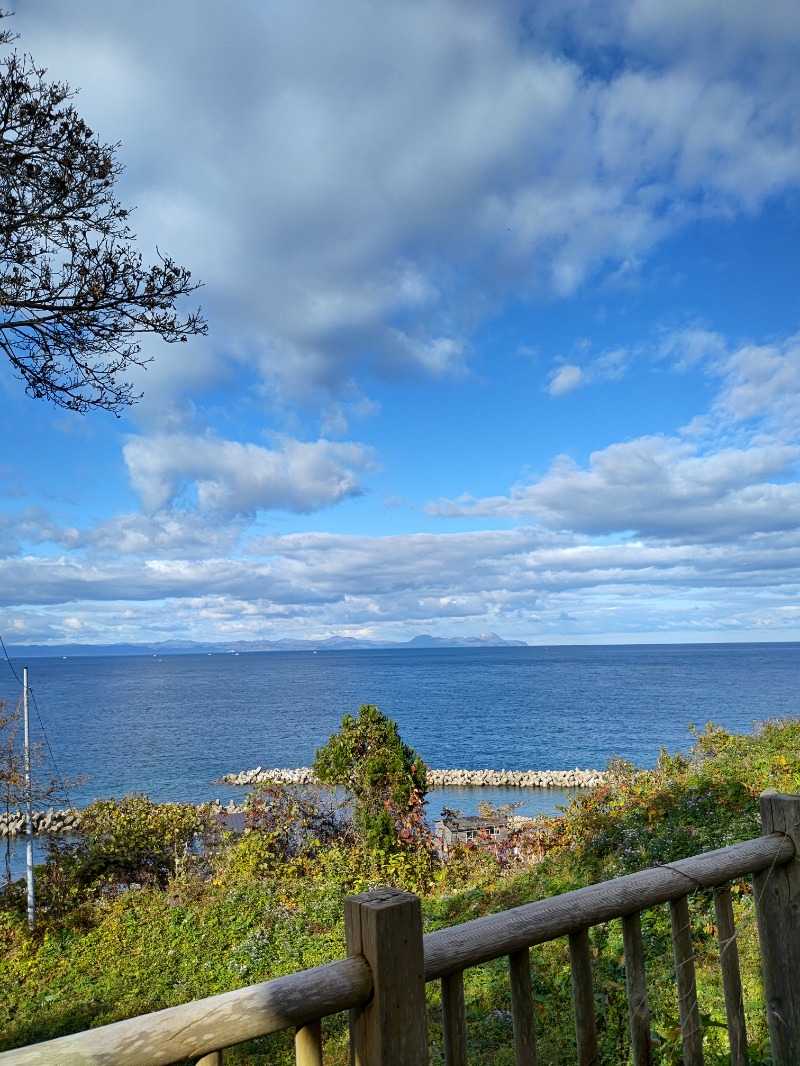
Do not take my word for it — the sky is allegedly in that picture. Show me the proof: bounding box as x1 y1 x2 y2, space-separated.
1 0 800 647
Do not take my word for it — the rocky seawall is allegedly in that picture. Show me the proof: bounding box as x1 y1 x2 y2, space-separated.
0 807 83 837
0 800 245 838
218 766 607 789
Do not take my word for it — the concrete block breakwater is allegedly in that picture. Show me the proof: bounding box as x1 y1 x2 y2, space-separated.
0 800 244 838
0 807 82 837
219 767 608 789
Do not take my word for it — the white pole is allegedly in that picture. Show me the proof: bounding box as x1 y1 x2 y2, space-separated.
23 666 35 929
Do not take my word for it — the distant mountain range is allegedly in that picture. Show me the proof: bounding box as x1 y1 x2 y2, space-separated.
5 632 528 657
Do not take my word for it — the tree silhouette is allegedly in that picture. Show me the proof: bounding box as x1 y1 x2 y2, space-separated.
0 15 206 413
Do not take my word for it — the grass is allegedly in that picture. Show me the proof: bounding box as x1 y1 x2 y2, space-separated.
1 718 798 1063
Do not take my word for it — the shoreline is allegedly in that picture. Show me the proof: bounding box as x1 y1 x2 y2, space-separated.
1 768 607 837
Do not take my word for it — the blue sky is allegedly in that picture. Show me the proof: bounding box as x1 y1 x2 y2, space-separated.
2 0 800 646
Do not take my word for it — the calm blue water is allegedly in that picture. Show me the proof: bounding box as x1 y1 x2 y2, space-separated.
1 643 798 824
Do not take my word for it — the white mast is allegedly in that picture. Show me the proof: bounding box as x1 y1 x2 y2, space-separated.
23 666 35 928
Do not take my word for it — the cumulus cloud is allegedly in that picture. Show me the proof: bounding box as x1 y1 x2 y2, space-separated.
83 512 245 559
431 435 800 539
13 0 800 412
713 333 800 426
122 433 376 516
435 326 800 540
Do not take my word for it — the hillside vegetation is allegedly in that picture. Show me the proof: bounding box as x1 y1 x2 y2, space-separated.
1 713 798 1064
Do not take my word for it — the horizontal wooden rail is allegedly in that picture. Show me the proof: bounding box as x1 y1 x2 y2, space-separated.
423 832 794 979
0 955 372 1066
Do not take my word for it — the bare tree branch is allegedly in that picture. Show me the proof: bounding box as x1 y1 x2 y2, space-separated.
0 27 206 414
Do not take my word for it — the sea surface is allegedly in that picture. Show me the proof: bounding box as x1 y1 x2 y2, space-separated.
2 643 799 843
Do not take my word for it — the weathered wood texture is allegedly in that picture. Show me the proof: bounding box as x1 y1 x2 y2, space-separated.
508 947 537 1066
345 887 429 1066
195 1054 221 1066
713 885 748 1066
753 792 800 1066
441 971 468 1066
0 956 372 1066
569 929 599 1066
424 833 793 979
621 911 652 1066
295 1019 323 1066
670 895 703 1066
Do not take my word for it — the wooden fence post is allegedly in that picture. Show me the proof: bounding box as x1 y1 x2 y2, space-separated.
345 887 429 1066
753 792 800 1066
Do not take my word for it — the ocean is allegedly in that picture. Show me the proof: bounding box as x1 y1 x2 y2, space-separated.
2 641 799 880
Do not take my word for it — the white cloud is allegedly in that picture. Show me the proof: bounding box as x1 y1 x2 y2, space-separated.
546 346 632 395
123 434 376 517
547 364 585 395
13 0 800 414
3 525 800 644
657 328 728 372
84 512 245 559
713 334 800 426
431 434 800 540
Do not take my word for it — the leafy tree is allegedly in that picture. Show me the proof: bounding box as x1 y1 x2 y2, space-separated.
313 704 428 852
0 14 206 413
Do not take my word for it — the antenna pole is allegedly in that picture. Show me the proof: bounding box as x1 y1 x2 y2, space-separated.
23 667 34 929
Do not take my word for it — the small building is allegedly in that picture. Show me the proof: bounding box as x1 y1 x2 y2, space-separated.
213 805 247 834
434 815 508 848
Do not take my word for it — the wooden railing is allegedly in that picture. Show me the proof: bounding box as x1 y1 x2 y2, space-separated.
2 791 799 1066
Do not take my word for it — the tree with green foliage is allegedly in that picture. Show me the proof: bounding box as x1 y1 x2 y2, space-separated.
46 792 210 896
313 704 428 853
0 12 206 413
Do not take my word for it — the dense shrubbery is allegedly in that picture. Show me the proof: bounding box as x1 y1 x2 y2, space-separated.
0 714 798 1063
532 718 800 881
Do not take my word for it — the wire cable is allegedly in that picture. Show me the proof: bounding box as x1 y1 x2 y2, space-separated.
0 634 23 687
29 685 72 806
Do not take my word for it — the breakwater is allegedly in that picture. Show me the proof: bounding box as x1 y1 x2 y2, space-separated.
0 799 244 838
218 767 607 789
0 807 82 837
1 769 607 837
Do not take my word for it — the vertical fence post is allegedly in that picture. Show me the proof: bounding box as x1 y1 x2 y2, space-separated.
713 885 748 1066
295 1018 323 1066
509 947 538 1066
345 887 429 1066
621 911 652 1066
569 928 599 1066
669 895 703 1066
753 791 800 1066
441 970 468 1066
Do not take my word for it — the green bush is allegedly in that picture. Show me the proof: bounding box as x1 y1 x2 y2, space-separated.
313 704 428 853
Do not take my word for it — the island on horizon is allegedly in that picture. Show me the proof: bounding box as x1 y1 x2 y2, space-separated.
5 632 529 658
